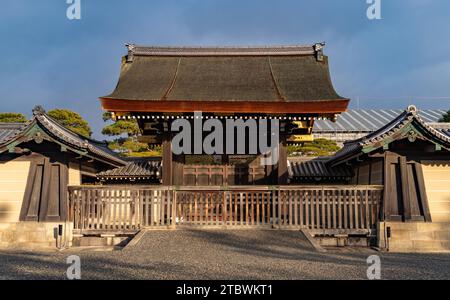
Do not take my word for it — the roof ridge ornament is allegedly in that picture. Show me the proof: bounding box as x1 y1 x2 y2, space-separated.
314 42 325 62
125 43 136 62
32 105 46 116
407 105 418 114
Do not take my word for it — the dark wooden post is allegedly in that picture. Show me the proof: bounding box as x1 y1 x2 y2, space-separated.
383 152 402 221
162 133 173 186
399 156 412 221
278 133 288 185
172 154 184 186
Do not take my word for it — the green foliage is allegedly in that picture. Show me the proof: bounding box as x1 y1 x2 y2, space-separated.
102 120 140 137
108 138 162 157
48 109 92 138
0 113 27 123
288 138 341 157
439 110 450 123
103 112 149 156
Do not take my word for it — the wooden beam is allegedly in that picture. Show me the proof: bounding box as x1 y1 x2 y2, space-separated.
278 134 288 185
399 156 412 221
383 152 402 221
162 133 173 185
100 98 350 114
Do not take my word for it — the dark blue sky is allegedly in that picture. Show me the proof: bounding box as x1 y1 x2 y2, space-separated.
1 0 450 138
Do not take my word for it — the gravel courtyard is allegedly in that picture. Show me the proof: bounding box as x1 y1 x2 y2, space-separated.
0 230 449 280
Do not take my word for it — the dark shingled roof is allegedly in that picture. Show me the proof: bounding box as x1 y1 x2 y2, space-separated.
329 106 450 166
0 123 25 144
97 159 162 181
0 106 126 167
98 157 352 182
288 158 353 180
103 44 346 103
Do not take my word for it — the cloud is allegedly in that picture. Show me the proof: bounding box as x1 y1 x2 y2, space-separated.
1 0 450 138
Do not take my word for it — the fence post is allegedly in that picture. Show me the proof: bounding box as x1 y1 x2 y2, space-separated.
171 189 177 229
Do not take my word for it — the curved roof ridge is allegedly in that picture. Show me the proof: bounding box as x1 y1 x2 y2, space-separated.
0 106 125 167
329 106 450 166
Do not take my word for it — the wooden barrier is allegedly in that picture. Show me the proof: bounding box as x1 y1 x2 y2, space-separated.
68 186 383 232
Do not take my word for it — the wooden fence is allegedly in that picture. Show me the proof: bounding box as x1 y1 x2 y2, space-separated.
68 186 383 232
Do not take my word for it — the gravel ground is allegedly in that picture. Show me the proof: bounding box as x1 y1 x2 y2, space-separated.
0 230 449 280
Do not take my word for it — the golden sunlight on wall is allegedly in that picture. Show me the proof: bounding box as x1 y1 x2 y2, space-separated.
68 163 81 186
0 161 30 223
422 161 450 222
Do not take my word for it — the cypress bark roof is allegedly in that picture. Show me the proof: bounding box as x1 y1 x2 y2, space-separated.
102 44 347 103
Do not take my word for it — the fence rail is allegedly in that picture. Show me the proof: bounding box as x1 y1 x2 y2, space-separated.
68 186 383 232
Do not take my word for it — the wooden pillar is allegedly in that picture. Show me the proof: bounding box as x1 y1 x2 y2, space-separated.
172 154 184 186
399 156 412 221
278 133 288 185
162 133 172 186
383 152 402 221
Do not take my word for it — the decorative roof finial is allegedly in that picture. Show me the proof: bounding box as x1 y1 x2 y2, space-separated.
125 43 136 62
407 105 418 114
314 42 325 62
32 105 46 116
125 43 136 52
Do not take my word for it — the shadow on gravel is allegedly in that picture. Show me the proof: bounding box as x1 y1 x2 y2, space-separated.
0 251 192 280
0 230 449 280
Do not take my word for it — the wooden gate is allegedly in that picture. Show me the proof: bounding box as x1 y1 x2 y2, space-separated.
68 186 383 233
182 164 270 186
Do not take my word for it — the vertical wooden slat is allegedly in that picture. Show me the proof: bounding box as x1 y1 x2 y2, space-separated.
321 188 326 229
305 191 310 228
261 193 267 225
310 190 315 229
294 190 298 227
332 190 337 229
278 190 282 226
365 189 370 229
344 190 348 229
349 189 354 229
216 193 220 226
338 190 343 229
256 193 260 225
287 191 294 226
354 189 359 229
251 193 255 226
86 189 91 229
150 190 154 226
326 190 331 229
299 191 304 227
194 192 198 226
240 193 244 226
